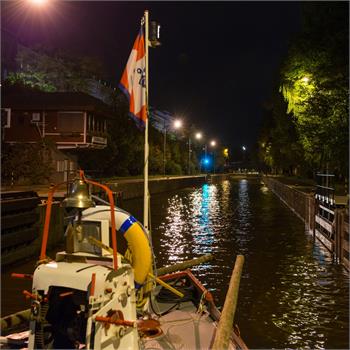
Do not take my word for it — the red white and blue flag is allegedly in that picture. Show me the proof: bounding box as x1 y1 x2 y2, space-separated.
119 27 147 127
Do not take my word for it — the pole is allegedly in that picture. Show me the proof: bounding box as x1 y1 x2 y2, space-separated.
163 122 167 176
144 10 149 231
212 255 245 350
188 137 191 175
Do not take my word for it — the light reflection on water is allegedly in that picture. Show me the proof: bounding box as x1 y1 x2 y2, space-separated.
150 179 349 349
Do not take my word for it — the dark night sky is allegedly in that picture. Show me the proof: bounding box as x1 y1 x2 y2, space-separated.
2 1 302 152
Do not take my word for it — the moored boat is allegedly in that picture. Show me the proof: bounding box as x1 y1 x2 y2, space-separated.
1 173 247 350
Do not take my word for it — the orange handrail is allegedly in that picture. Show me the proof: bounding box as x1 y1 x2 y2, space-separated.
39 171 118 271
39 182 66 261
82 173 118 271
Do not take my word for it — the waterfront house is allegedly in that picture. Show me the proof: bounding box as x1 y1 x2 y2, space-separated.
2 90 114 182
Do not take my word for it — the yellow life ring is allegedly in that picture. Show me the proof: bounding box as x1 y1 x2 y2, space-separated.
118 215 152 288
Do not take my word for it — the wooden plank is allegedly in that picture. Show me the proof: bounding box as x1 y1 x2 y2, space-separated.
1 227 38 249
1 212 39 230
315 215 333 232
212 255 244 350
1 197 40 213
156 254 213 276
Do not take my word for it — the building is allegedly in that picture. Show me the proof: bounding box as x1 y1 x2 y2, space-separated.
149 108 174 133
2 89 115 182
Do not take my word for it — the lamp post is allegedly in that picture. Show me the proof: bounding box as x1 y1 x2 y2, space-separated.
193 132 203 174
163 118 182 176
210 140 216 174
188 131 202 175
242 145 246 172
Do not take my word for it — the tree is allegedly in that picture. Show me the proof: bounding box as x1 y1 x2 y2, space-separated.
280 2 349 177
1 140 54 185
6 45 104 93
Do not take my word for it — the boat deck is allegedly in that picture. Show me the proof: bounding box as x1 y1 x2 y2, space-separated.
143 300 234 350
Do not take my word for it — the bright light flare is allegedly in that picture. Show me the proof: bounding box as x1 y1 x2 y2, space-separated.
203 158 210 165
195 132 202 140
28 0 48 6
210 140 216 147
302 76 310 83
173 119 182 129
242 146 246 151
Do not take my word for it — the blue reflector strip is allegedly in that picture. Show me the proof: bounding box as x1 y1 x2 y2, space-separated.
119 216 137 234
134 281 142 289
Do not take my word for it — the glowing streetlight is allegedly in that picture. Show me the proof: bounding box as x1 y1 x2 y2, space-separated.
210 140 216 147
28 0 48 6
163 118 183 176
302 76 310 83
242 146 246 151
195 132 202 140
173 119 182 129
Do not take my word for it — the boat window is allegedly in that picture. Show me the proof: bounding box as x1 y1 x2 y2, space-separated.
66 221 102 255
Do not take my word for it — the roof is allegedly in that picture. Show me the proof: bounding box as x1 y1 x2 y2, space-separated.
2 90 115 119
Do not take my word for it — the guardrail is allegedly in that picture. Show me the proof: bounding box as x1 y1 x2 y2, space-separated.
263 176 348 271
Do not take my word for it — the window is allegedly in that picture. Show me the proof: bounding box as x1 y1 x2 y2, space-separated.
57 160 65 172
31 112 41 122
87 115 91 131
1 108 11 128
57 112 84 132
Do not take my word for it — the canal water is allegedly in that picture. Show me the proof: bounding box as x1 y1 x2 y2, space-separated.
2 178 349 349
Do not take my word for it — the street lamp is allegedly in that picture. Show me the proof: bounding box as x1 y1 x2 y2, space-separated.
29 0 48 5
163 118 182 176
209 140 217 173
174 119 182 129
188 130 203 175
242 145 247 172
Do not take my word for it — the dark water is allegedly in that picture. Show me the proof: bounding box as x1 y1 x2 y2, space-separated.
2 179 349 349
124 179 349 349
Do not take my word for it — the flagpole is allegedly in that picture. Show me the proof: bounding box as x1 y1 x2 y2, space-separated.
143 10 149 232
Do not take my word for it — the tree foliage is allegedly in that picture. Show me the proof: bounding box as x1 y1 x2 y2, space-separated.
258 94 306 175
6 45 103 93
280 2 349 175
1 140 54 185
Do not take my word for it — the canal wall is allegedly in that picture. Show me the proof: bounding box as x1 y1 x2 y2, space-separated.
1 200 64 267
208 173 261 183
105 175 206 202
263 176 349 270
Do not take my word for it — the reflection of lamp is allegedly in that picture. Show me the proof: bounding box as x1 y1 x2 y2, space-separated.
63 178 95 209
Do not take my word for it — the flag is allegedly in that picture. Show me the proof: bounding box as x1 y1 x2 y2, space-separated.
119 27 147 127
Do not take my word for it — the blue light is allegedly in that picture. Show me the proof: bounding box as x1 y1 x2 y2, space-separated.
203 157 210 165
